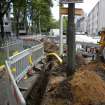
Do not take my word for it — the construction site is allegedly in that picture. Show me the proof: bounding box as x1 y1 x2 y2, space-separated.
0 35 105 105
1 0 105 105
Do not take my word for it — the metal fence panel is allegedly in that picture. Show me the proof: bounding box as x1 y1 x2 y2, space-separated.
7 43 44 82
5 43 44 105
6 61 26 105
0 39 23 65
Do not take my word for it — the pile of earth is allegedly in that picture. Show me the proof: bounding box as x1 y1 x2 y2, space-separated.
40 38 59 53
75 53 88 66
40 38 89 67
80 61 105 81
41 62 105 105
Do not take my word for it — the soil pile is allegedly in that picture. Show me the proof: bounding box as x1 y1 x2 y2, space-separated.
80 62 105 80
76 53 87 66
41 38 59 53
71 70 105 105
42 76 72 105
40 38 105 105
41 63 105 105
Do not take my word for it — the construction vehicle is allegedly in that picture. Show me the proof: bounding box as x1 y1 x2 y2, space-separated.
98 28 105 60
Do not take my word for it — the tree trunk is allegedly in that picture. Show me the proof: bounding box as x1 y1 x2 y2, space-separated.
0 16 5 44
23 8 28 35
66 3 75 77
0 3 4 42
16 10 19 38
0 17 5 40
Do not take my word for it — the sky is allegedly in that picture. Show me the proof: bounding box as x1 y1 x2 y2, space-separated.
51 0 100 20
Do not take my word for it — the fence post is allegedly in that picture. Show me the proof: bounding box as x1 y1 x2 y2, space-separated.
6 42 9 59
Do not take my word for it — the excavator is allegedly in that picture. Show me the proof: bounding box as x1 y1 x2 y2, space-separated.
98 28 105 61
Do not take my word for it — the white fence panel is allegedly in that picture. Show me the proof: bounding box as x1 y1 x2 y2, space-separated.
5 43 44 105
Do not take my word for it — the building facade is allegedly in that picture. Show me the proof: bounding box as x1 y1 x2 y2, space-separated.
87 2 99 36
77 0 105 36
98 0 105 31
76 15 87 33
0 14 12 37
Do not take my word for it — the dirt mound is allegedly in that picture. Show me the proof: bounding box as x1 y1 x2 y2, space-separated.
42 77 72 105
76 53 87 66
41 38 59 53
42 63 105 105
71 70 105 105
79 62 105 80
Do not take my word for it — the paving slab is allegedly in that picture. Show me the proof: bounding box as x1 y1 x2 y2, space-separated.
18 73 40 98
0 70 10 105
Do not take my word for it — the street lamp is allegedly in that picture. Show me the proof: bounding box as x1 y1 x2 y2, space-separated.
59 3 64 55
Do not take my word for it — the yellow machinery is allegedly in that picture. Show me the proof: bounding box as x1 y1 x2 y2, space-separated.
98 29 105 48
98 28 105 60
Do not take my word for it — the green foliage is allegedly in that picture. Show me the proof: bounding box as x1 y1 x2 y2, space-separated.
12 0 28 37
13 0 27 11
49 18 59 29
0 51 6 65
12 0 58 35
63 16 68 35
32 0 57 33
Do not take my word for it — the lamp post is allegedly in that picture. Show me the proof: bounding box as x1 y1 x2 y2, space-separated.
59 4 64 55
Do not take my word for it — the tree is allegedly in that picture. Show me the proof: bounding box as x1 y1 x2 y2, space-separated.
12 0 27 37
31 0 53 34
12 0 54 36
0 0 12 43
49 18 59 29
67 3 75 76
63 16 67 35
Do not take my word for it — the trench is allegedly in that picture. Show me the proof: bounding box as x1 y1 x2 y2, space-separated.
26 63 52 105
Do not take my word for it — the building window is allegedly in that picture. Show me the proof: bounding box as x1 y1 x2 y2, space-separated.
5 22 8 25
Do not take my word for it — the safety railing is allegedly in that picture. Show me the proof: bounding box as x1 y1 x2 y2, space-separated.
22 38 41 49
5 43 44 105
6 43 44 83
0 39 23 66
0 39 23 52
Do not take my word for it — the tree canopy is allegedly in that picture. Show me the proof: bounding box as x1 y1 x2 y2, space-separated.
0 0 12 41
31 0 53 33
63 16 68 35
0 0 59 42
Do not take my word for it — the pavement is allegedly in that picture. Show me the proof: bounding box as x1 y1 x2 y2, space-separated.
18 73 40 99
0 66 40 105
0 70 10 105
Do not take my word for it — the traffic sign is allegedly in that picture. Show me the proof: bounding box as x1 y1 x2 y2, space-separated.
60 0 83 4
60 7 84 16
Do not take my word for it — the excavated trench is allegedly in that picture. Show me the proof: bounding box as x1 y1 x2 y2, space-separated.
25 54 105 105
25 54 89 105
26 63 52 105
26 71 49 105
